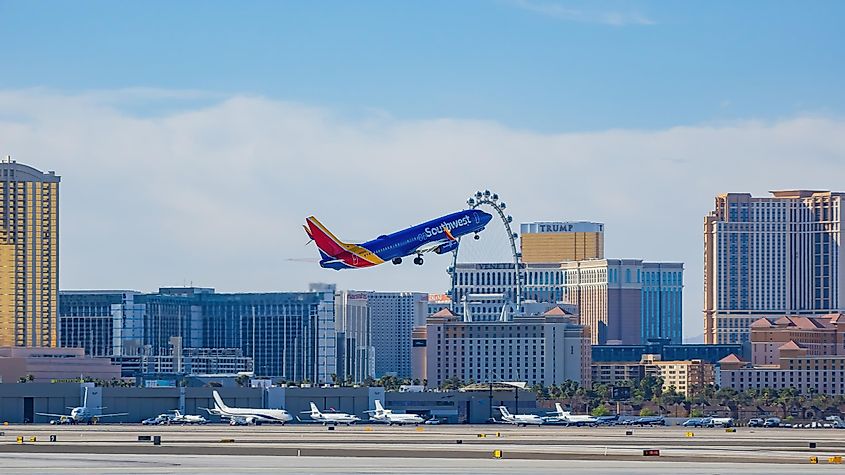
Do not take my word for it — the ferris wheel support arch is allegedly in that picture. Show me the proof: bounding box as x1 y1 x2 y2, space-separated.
449 190 522 314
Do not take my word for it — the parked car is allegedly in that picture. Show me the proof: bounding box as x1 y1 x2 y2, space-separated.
763 417 781 428
631 416 666 426
748 418 764 427
682 418 709 427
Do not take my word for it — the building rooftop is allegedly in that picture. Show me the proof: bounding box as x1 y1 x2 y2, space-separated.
718 354 745 364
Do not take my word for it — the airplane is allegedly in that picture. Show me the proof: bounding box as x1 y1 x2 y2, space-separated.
304 209 493 270
497 406 544 426
365 400 424 426
37 387 128 424
169 410 207 425
544 403 598 426
301 402 361 426
210 390 292 425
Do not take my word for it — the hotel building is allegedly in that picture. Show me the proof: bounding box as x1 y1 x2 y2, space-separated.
452 259 683 345
704 190 844 344
719 353 845 395
0 158 60 348
417 306 591 388
520 221 604 263
749 314 844 365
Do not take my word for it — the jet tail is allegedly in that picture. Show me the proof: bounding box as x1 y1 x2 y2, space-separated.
305 216 350 258
498 406 511 418
212 391 231 411
309 402 321 415
374 400 385 413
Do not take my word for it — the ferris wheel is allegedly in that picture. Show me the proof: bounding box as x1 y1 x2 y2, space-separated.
448 190 523 313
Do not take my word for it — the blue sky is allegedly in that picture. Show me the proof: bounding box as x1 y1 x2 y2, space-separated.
1 1 843 340
3 1 843 130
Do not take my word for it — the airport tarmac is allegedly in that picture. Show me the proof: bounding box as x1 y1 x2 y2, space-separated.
1 424 843 474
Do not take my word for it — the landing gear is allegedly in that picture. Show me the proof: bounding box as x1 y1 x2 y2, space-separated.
473 233 480 240
392 257 402 265
413 256 424 266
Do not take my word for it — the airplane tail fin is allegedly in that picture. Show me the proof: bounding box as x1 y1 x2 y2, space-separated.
310 402 321 415
555 403 564 415
374 400 385 413
212 391 231 411
498 406 511 418
305 216 350 258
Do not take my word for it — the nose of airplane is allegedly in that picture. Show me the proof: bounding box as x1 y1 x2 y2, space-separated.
479 210 493 225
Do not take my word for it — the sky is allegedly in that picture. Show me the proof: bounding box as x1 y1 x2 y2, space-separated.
1 1 843 340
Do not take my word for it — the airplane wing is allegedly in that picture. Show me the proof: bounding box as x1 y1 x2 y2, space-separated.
36 412 70 418
94 412 129 418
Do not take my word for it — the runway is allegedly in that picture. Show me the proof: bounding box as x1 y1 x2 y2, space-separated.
1 424 843 474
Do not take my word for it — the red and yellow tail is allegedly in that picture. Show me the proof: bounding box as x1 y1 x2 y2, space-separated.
305 217 384 268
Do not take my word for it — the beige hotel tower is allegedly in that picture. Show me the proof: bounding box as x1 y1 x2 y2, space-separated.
0 158 59 347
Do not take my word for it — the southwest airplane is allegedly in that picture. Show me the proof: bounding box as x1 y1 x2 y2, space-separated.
304 209 493 270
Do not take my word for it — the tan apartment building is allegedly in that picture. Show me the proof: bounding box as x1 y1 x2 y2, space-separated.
704 191 844 345
0 159 60 348
641 355 714 397
592 355 714 397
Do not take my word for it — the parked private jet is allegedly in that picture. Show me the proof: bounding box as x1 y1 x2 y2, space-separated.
497 406 544 426
37 387 127 424
301 402 361 426
210 390 292 425
366 400 424 426
545 403 598 426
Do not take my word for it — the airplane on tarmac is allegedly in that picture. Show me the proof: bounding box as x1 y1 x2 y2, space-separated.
210 390 292 425
497 406 544 426
544 403 598 426
37 387 128 424
366 400 424 426
300 402 361 425
304 209 493 270
169 410 208 425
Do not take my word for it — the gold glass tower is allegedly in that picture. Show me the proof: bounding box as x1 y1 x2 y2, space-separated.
520 222 604 263
0 158 59 347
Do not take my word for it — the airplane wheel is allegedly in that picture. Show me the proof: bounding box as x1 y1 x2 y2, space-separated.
392 257 402 265
413 257 423 265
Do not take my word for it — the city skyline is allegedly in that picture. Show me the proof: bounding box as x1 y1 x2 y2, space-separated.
1 3 843 341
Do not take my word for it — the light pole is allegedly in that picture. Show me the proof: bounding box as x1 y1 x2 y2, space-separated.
489 371 499 423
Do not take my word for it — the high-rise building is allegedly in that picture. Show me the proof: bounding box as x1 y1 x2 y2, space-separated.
58 290 138 357
704 191 844 344
520 221 604 263
0 158 60 348
452 259 683 344
334 290 374 383
368 292 428 378
109 287 336 383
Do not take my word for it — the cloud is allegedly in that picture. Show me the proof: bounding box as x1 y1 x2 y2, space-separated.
506 0 655 26
0 88 843 339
